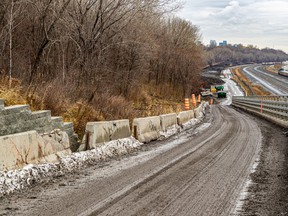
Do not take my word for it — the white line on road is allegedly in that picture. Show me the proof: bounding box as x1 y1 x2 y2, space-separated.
254 66 288 84
243 67 287 95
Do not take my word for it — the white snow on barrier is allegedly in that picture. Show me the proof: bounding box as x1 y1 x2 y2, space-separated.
159 125 180 140
0 137 142 196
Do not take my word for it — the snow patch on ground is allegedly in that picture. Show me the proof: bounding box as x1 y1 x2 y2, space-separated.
0 137 142 196
232 146 261 215
221 77 244 106
159 125 180 140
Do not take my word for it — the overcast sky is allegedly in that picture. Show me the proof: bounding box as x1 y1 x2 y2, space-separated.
176 0 288 53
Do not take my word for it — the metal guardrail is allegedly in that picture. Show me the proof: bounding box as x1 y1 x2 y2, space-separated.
232 96 288 128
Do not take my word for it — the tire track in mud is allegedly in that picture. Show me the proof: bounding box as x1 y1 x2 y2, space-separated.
1 106 262 216
92 106 261 216
80 112 230 216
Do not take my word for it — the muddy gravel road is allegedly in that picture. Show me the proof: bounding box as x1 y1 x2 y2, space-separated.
0 105 263 216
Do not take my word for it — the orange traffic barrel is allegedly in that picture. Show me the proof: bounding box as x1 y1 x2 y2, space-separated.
184 98 190 110
191 94 197 107
210 98 213 105
197 95 201 103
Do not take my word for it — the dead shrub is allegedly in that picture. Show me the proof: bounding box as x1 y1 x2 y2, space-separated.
92 93 135 120
62 101 104 138
0 76 26 106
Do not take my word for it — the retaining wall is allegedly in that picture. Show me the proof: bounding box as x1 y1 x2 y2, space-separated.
79 120 131 150
0 99 78 151
0 130 71 171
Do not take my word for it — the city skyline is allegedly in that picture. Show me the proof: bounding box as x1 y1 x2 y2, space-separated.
176 0 288 53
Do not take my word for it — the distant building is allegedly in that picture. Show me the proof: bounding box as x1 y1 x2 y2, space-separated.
219 40 228 46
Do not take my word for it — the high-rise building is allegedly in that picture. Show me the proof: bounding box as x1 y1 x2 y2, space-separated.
219 40 228 46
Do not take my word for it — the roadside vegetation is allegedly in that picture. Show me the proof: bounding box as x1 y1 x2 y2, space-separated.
263 64 282 74
0 0 204 137
205 43 288 66
0 0 287 137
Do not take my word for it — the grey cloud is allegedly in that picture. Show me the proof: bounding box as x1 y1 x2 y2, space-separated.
176 0 288 52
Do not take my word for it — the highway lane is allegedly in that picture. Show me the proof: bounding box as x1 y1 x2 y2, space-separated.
9 105 261 216
242 65 288 95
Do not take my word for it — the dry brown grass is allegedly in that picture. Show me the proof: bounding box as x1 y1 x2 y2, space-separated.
264 65 280 74
0 76 27 106
0 76 186 139
130 83 184 117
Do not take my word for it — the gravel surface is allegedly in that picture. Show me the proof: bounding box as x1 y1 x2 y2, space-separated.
0 105 263 216
236 109 288 216
0 104 287 216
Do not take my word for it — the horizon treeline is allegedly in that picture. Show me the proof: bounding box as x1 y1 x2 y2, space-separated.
205 43 288 66
0 0 204 101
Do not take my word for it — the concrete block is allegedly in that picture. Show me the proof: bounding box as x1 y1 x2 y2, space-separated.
0 112 48 136
63 122 79 152
0 130 71 171
160 113 177 131
63 122 73 130
51 116 63 129
194 105 204 118
132 116 161 143
1 105 30 115
41 129 71 152
0 99 4 110
31 110 51 120
80 120 131 150
177 110 194 125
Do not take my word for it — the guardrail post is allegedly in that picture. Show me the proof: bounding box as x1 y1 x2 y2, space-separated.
260 101 263 113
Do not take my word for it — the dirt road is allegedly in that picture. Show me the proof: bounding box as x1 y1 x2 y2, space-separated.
0 106 262 216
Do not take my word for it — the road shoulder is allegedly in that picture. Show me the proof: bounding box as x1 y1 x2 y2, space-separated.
234 107 288 216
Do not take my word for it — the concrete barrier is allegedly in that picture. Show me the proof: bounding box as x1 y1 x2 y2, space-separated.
79 120 131 150
194 103 205 118
0 99 4 110
132 116 161 143
160 113 177 131
177 110 194 125
0 130 71 171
